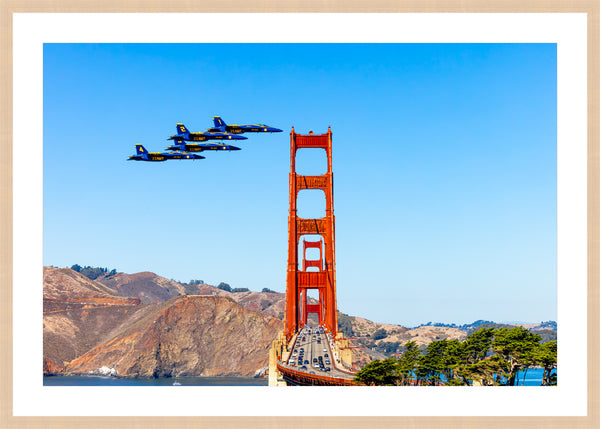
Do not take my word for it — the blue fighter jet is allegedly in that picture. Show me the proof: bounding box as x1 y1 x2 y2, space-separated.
210 116 282 134
127 144 205 162
168 123 248 142
165 138 241 153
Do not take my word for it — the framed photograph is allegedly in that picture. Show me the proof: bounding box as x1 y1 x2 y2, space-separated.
3 3 596 428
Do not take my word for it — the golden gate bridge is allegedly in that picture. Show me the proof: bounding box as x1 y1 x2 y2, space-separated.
268 127 360 386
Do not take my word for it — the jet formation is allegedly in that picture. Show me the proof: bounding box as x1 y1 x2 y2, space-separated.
128 116 282 162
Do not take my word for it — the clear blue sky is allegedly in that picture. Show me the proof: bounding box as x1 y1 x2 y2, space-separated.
43 43 556 327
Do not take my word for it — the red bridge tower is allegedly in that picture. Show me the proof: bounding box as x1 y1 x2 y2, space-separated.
284 127 338 339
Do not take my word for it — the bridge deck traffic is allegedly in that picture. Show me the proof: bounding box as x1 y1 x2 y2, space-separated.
278 325 357 385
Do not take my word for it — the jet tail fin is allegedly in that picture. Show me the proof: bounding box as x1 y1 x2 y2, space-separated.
172 138 186 150
176 123 190 137
135 144 148 156
213 116 226 128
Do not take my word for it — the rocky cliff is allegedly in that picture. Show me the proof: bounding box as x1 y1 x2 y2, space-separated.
66 295 282 377
43 267 283 377
43 267 143 373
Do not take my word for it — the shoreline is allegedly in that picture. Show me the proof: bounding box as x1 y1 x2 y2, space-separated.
43 374 268 387
44 373 268 380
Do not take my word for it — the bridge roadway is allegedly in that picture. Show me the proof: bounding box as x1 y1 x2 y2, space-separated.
278 325 357 385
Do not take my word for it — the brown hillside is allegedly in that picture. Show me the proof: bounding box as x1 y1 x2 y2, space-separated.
350 316 409 337
97 271 286 319
66 295 283 377
343 315 467 365
385 325 466 348
43 267 139 307
223 291 285 320
43 267 143 373
95 271 192 304
348 315 465 348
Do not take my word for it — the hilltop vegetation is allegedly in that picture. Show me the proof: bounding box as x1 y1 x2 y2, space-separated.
416 319 557 333
69 264 279 295
415 319 494 332
354 327 557 386
70 264 117 280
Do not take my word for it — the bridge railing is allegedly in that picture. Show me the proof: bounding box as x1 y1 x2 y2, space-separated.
277 362 359 386
325 334 358 376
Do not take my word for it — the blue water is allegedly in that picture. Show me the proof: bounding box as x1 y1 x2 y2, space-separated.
434 367 556 386
513 368 557 386
43 368 555 386
43 375 267 386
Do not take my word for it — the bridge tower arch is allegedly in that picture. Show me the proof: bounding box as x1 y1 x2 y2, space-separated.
285 127 338 339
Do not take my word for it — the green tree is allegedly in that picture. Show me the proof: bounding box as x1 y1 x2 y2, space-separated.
372 328 387 341
80 266 106 280
441 339 468 385
354 358 398 386
464 327 495 361
397 341 421 385
377 341 401 354
337 312 354 338
534 340 557 386
217 282 232 292
461 355 510 386
417 339 448 385
492 327 541 386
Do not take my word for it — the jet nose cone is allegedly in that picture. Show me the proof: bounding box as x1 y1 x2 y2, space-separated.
230 145 241 151
271 127 283 132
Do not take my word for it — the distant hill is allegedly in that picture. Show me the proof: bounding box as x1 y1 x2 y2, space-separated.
415 319 495 332
43 267 283 376
336 312 467 364
337 313 557 363
44 265 557 376
95 271 214 304
415 319 557 334
94 271 286 319
466 322 516 334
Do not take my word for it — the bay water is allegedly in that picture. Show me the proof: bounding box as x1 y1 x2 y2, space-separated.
43 375 267 386
43 368 553 386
